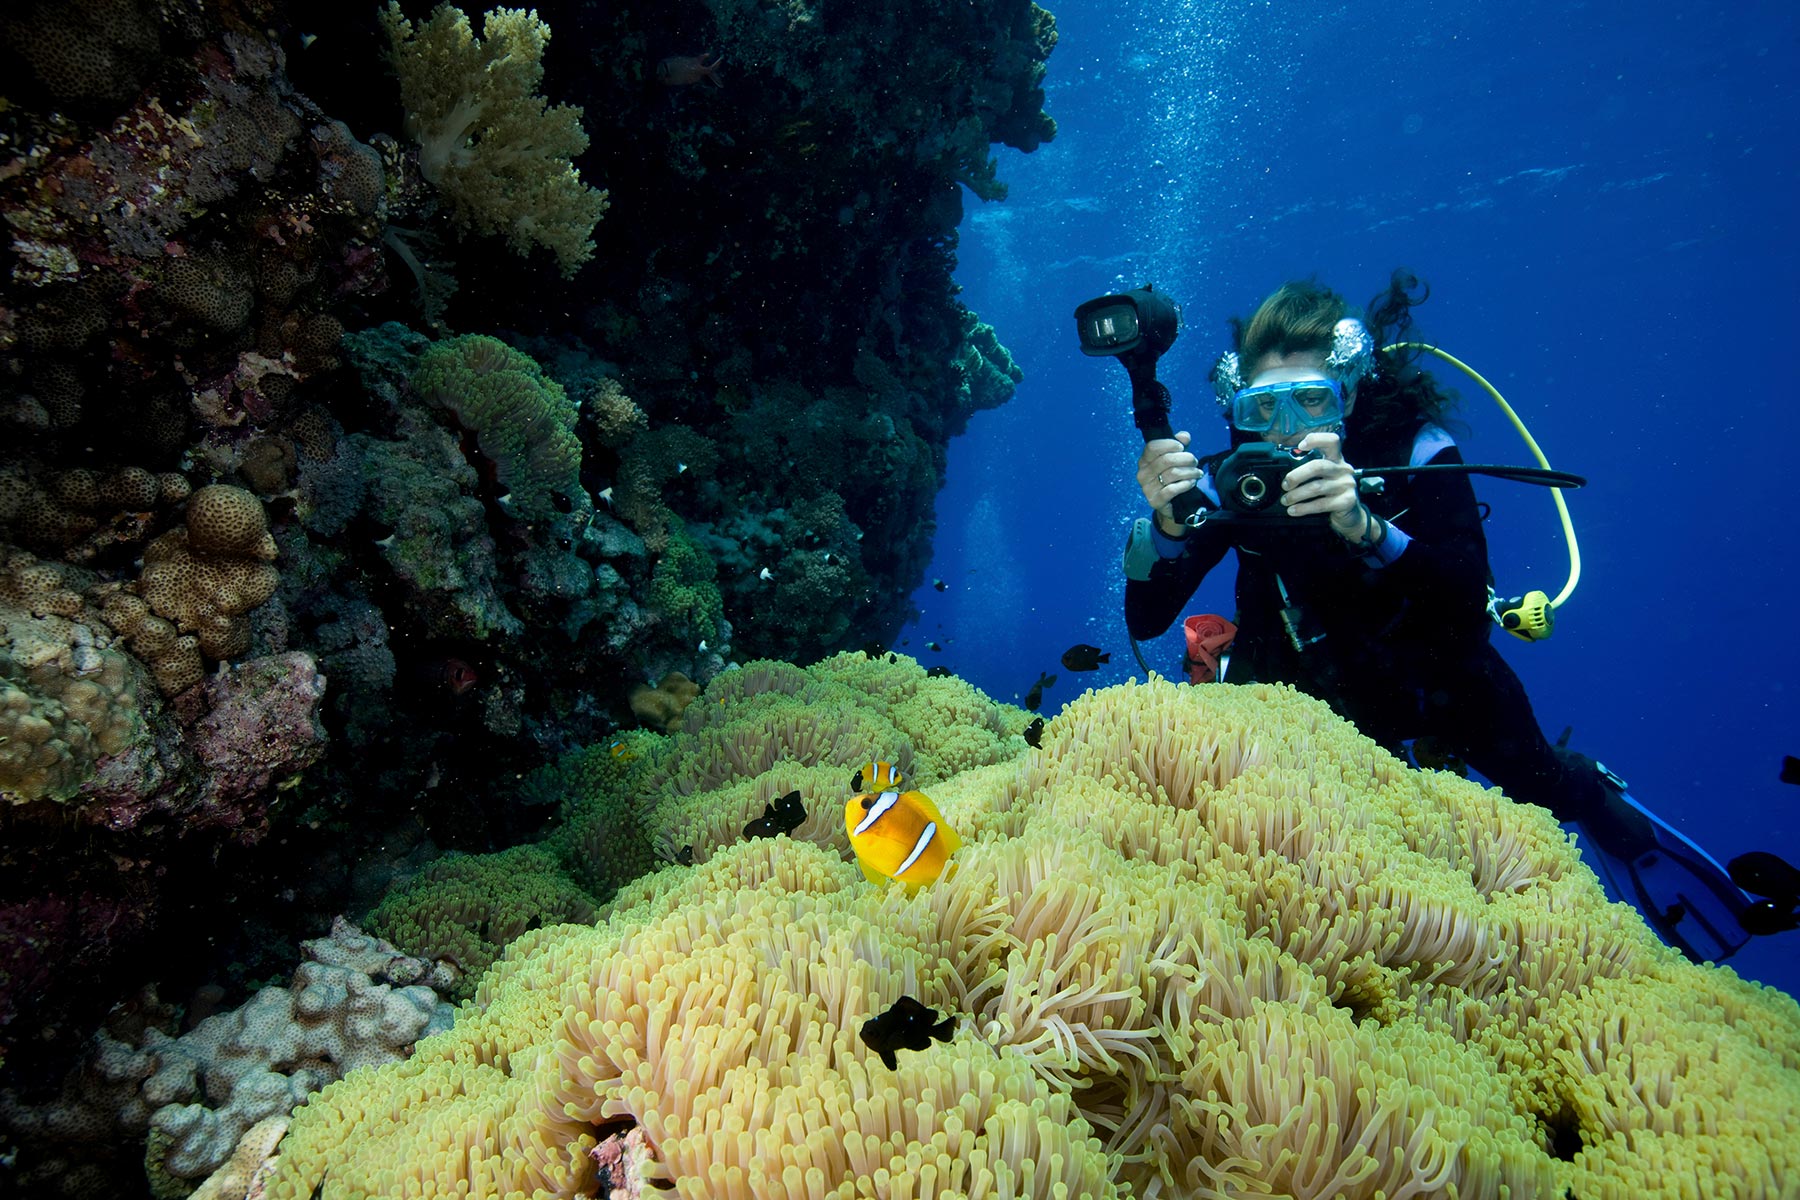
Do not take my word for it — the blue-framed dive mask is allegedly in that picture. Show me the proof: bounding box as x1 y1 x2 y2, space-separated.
1229 378 1345 434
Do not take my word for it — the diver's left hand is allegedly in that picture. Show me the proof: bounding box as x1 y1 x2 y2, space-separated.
1279 432 1369 540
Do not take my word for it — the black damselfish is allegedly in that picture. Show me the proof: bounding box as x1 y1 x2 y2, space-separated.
1728 850 1800 935
1023 716 1044 748
1782 755 1800 785
1729 851 1800 903
1061 644 1109 672
860 995 955 1069
743 790 805 839
1024 671 1055 712
926 665 953 678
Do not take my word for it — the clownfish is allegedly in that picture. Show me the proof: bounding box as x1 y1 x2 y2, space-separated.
845 788 960 890
850 760 903 793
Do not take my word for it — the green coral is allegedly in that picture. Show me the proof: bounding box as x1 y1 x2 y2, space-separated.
953 309 1024 418
527 737 662 900
381 2 610 276
364 843 598 1001
412 334 584 522
646 525 723 643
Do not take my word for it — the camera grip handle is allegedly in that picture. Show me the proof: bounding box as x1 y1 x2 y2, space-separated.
1136 405 1207 527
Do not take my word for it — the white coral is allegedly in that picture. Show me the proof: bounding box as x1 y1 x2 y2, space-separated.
0 920 456 1187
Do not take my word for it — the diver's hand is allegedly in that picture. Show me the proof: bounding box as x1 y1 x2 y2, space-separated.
1280 432 1370 540
1138 431 1199 535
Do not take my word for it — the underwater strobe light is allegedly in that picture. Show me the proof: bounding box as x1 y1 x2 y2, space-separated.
1074 285 1204 524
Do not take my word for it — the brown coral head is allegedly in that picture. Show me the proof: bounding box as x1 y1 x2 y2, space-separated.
628 671 701 733
184 484 276 559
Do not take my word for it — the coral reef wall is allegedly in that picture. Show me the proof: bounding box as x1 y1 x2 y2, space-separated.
0 0 1053 1103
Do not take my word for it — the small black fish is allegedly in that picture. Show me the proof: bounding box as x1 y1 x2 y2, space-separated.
1740 899 1799 936
1060 644 1110 672
1023 716 1044 748
926 641 943 652
888 653 897 664
861 642 887 659
675 845 695 866
860 995 955 1070
1729 851 1800 903
925 665 952 678
932 579 948 591
1023 670 1056 712
743 790 805 839
1782 755 1800 785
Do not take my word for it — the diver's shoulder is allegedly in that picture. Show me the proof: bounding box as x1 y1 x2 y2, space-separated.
1411 422 1458 467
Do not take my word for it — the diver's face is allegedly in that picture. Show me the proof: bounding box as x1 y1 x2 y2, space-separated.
1246 350 1353 447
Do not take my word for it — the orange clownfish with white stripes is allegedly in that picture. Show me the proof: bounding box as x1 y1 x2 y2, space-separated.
845 786 961 890
850 760 904 793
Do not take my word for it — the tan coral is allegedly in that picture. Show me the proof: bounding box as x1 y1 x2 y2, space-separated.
626 671 699 733
100 589 204 695
135 485 279 665
184 484 279 560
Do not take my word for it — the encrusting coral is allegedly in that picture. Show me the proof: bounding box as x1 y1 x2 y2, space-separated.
381 1 610 277
261 663 1800 1199
626 670 700 733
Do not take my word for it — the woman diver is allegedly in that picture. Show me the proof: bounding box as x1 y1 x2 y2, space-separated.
1121 271 1797 963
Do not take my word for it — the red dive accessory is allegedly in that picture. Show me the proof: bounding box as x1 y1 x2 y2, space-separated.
1182 614 1237 684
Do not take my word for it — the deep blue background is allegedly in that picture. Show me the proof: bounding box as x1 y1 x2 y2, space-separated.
898 0 1800 995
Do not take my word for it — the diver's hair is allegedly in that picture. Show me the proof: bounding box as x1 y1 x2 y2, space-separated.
1353 268 1462 449
1229 279 1349 370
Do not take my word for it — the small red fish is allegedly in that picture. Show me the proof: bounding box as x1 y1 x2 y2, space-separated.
438 657 478 696
657 52 724 88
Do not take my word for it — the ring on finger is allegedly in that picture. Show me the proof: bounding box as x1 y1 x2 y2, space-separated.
1157 472 1165 484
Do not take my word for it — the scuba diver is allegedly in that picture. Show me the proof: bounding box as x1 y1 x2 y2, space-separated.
1095 271 1799 963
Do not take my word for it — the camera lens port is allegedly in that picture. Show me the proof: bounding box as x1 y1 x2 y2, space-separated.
1237 476 1268 506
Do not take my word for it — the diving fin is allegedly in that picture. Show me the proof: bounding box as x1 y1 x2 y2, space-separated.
1565 756 1755 964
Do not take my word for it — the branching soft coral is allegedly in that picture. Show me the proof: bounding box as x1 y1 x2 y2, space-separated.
381 2 610 276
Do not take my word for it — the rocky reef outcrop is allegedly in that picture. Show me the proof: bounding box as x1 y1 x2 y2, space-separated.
0 0 1054 1159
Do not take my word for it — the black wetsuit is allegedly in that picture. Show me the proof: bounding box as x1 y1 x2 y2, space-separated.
1125 420 1609 828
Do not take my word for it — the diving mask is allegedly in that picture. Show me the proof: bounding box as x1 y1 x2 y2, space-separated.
1229 378 1346 434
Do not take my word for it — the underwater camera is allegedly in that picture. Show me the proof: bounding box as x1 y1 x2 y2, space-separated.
1212 444 1327 519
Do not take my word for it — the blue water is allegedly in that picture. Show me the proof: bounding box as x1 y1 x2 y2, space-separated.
900 0 1800 996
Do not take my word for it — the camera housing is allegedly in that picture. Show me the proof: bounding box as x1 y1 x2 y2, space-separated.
1212 444 1324 517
